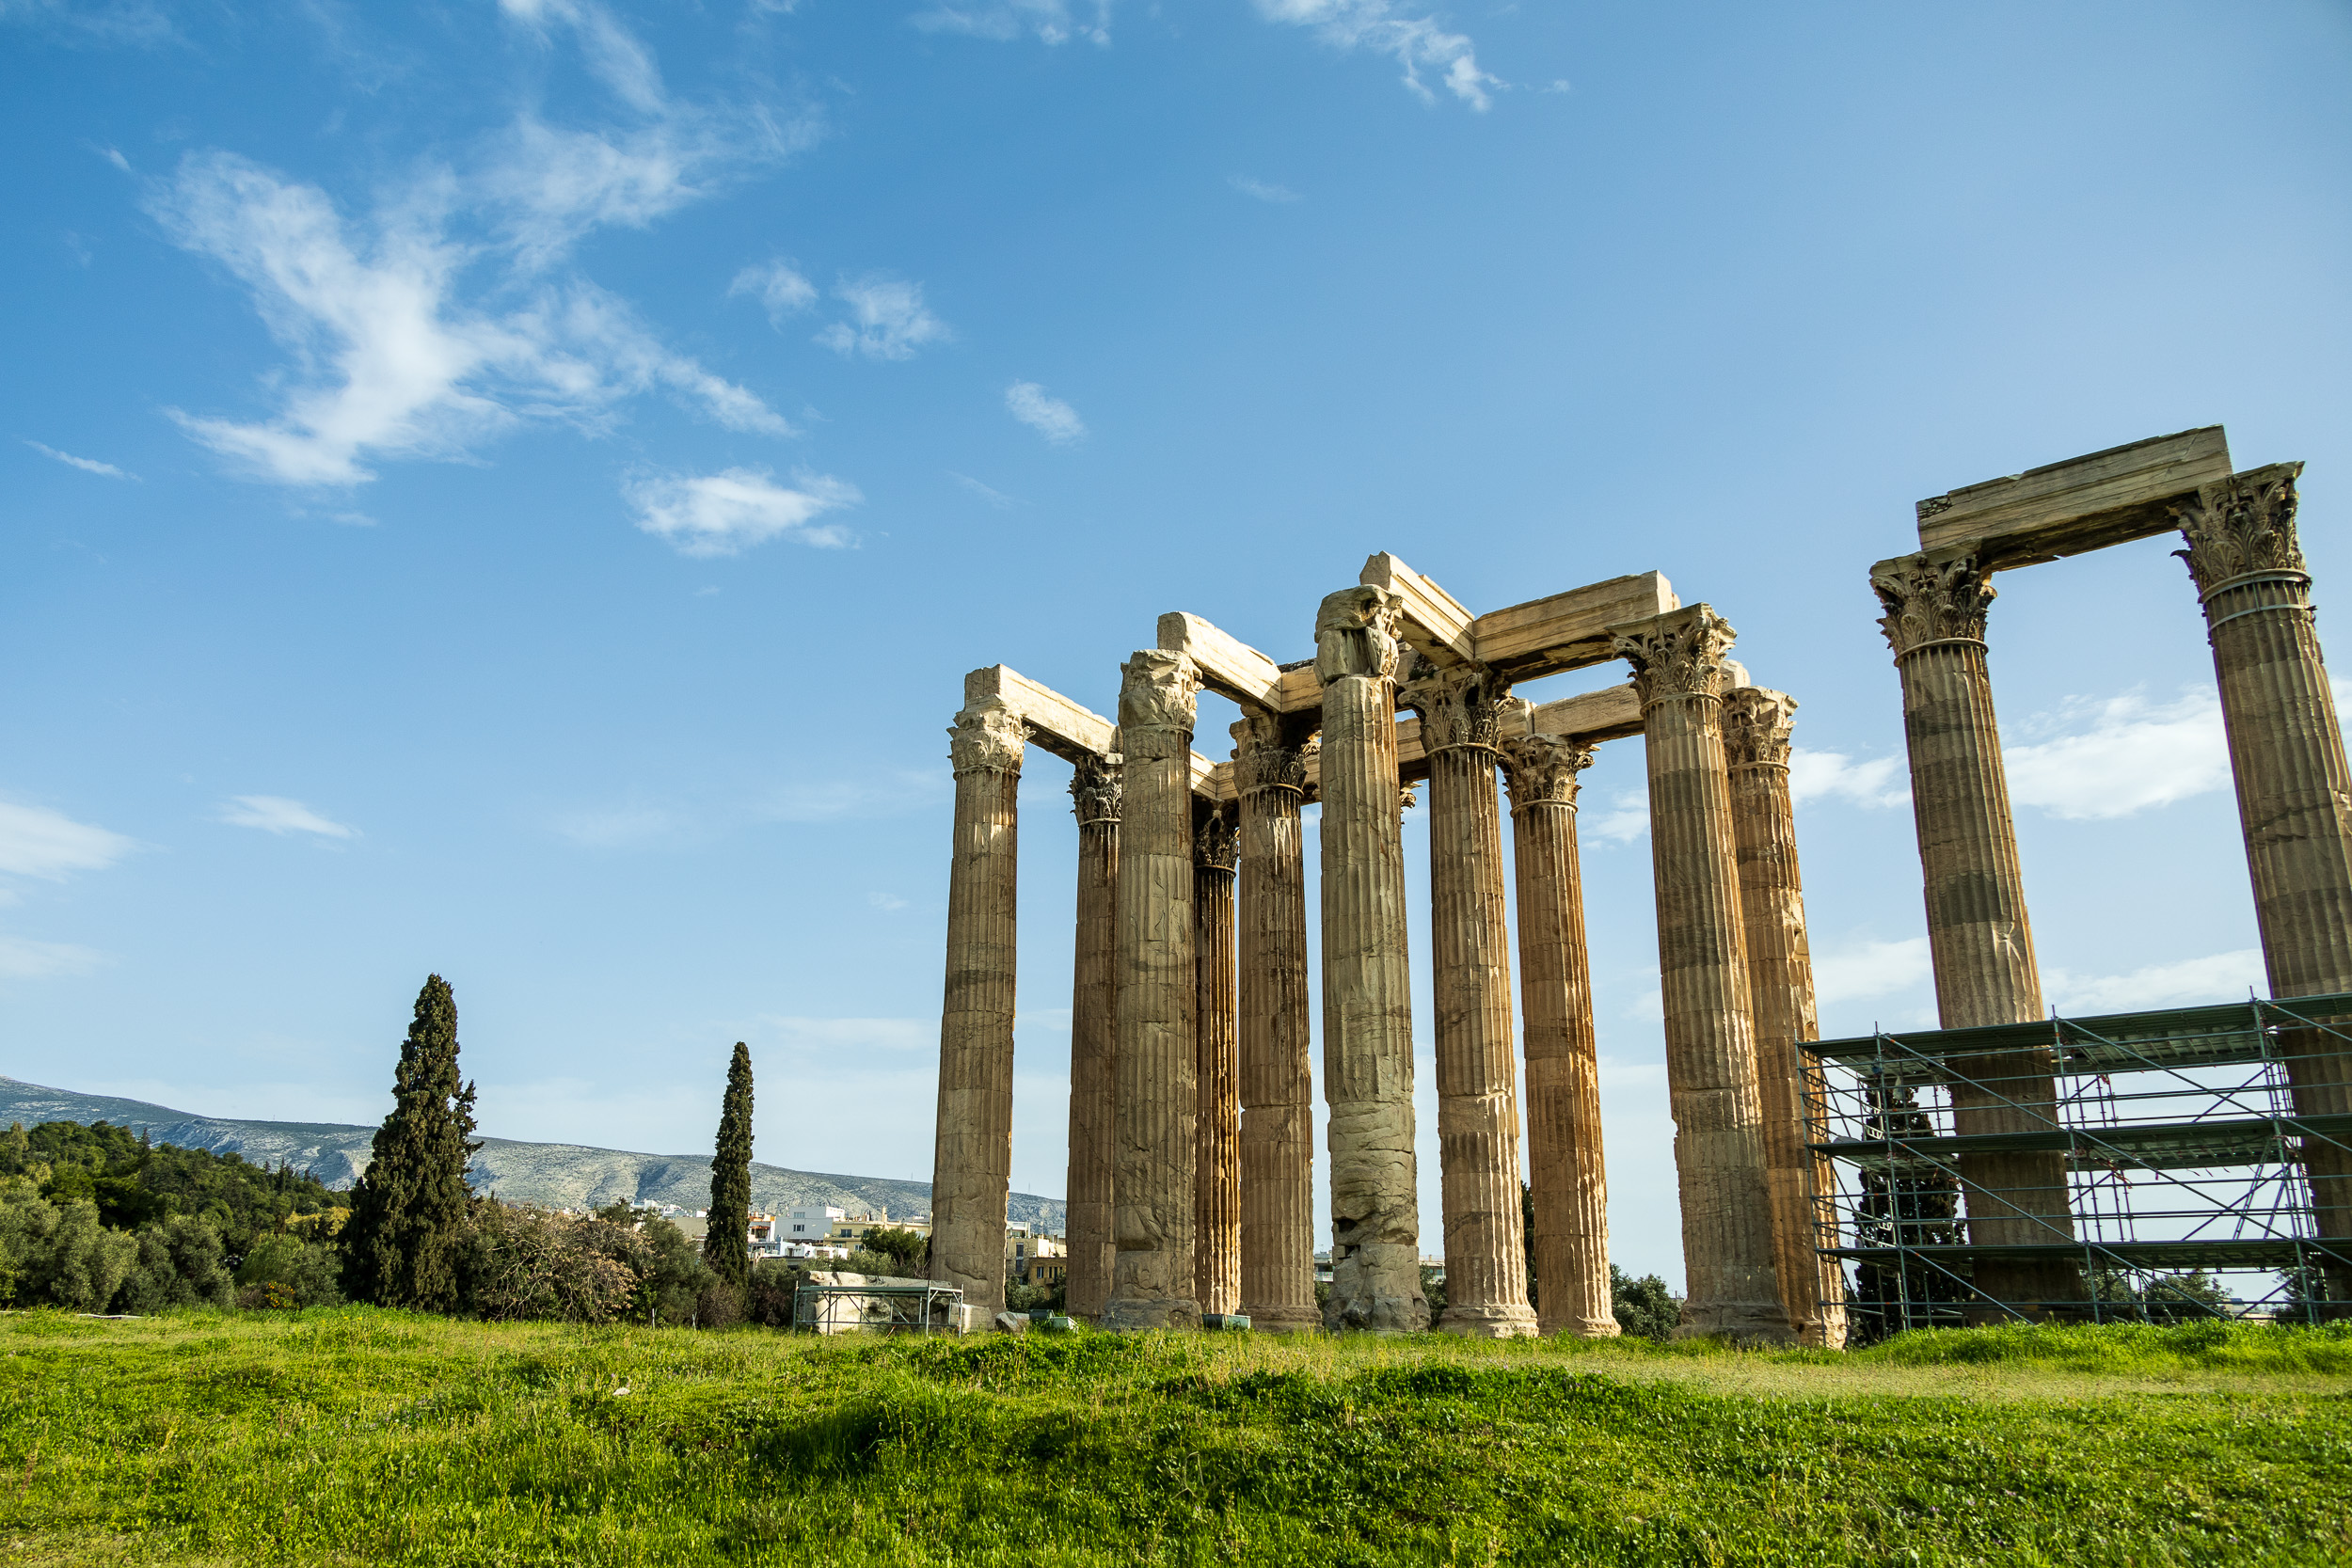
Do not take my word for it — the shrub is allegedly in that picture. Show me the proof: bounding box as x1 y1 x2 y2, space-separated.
116 1215 234 1313
235 1234 345 1308
1611 1265 1680 1339
465 1204 641 1323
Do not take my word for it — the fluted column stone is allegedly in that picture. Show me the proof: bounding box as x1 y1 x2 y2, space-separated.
2175 464 2352 1306
1402 664 1537 1338
1315 587 1429 1332
1612 607 1793 1344
930 697 1028 1313
1500 726 1618 1338
1194 803 1242 1317
1722 688 1848 1349
1234 712 1321 1331
1104 650 1202 1331
1871 552 2082 1315
1064 754 1120 1322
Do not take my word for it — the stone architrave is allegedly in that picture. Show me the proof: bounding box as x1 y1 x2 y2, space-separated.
2175 464 2352 1306
1498 725 1619 1338
1194 801 1243 1317
1611 607 1793 1344
1233 711 1321 1331
1103 650 1203 1331
930 697 1028 1314
1063 754 1121 1322
1870 552 2082 1315
1315 587 1429 1331
1721 688 1849 1349
1401 663 1538 1338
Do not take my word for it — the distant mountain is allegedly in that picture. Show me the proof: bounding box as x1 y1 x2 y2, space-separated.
0 1076 1065 1232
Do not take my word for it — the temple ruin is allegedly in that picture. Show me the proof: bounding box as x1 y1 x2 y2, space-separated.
929 424 2352 1338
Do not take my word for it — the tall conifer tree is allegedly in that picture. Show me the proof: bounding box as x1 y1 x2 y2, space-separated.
342 974 480 1311
708 1042 755 1293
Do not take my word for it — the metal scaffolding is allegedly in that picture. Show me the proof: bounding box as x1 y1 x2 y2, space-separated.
1803 992 2352 1333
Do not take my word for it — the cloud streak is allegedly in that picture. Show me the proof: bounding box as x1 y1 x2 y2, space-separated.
24 440 136 480
0 801 137 880
625 467 860 556
817 276 950 361
910 1 1110 46
1253 0 1498 109
1230 175 1300 203
1005 380 1085 444
2003 687 2229 821
0 936 107 981
217 796 358 839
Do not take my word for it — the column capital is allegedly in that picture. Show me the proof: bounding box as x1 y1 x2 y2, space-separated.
1232 711 1312 798
1499 732 1597 812
1870 548 1994 659
1399 662 1514 755
948 698 1029 777
1070 753 1122 826
1195 802 1240 872
2173 462 2308 598
1118 649 1199 762
1612 605 1738 708
1314 586 1405 684
1721 688 1799 770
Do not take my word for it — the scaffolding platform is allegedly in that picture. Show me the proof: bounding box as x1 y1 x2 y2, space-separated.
1802 992 2352 1332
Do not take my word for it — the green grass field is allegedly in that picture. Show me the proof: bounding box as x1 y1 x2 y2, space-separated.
5 1310 2349 1566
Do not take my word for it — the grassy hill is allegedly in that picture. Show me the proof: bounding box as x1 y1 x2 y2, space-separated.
0 1075 1064 1231
6 1312 2347 1564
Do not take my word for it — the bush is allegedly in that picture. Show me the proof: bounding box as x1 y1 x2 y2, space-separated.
235 1234 344 1308
464 1204 643 1323
116 1216 234 1313
1611 1265 1680 1339
694 1282 744 1328
862 1225 929 1272
7 1194 137 1311
746 1259 803 1327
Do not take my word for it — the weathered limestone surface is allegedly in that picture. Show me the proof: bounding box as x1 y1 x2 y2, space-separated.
1233 712 1322 1331
1316 587 1428 1332
1104 650 1203 1331
1499 725 1618 1338
2175 463 2352 1306
1722 688 1848 1349
1401 664 1537 1338
1870 552 2082 1314
1611 607 1793 1344
930 698 1028 1314
1915 426 2233 568
1064 755 1120 1322
1194 802 1242 1318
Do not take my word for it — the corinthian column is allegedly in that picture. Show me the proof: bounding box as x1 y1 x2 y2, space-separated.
1103 650 1202 1331
2175 463 2352 1306
1234 712 1320 1331
1870 551 2081 1315
1064 754 1120 1322
1193 802 1242 1316
1315 587 1428 1331
1499 728 1618 1338
931 697 1028 1313
1611 607 1791 1344
1402 664 1537 1338
1721 688 1848 1349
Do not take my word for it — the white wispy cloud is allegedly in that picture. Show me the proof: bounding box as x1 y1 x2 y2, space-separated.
2002 687 2228 821
1253 0 1498 109
2044 949 2265 1016
1588 787 1648 844
24 440 136 480
817 276 950 361
729 258 818 325
910 0 1110 46
0 0 174 47
0 936 107 981
949 471 1019 508
1230 175 1300 203
759 768 948 823
1005 380 1085 444
498 0 666 114
1788 748 1907 810
549 803 684 847
1812 936 1932 1006
0 800 136 880
217 795 358 839
624 467 860 557
867 891 909 911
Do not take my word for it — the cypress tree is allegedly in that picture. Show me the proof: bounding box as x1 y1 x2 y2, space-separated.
342 974 480 1311
707 1042 755 1293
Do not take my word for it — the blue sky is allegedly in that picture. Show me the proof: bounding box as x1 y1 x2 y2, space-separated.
4 0 2348 1289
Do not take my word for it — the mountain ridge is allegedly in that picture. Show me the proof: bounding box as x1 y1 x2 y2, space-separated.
0 1075 1065 1230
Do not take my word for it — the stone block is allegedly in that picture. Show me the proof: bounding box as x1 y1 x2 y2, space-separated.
1915 425 2233 569
993 1310 1028 1335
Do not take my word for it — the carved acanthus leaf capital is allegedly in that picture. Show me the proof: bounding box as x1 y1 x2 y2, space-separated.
1118 649 1199 761
2173 462 2307 596
1232 712 1310 797
1398 662 1514 754
1194 803 1239 872
1314 586 1404 684
947 698 1029 777
1720 688 1799 769
1870 549 1994 657
1613 606 1739 707
1498 733 1597 811
1070 753 1122 825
